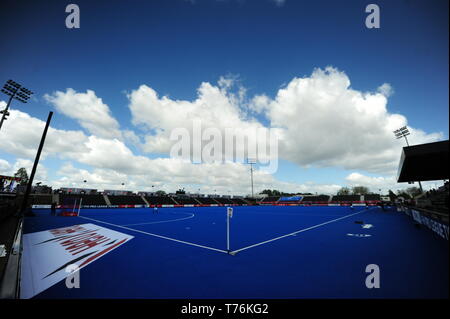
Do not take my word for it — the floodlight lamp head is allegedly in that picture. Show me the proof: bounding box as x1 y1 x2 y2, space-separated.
4 84 17 93
20 87 32 94
399 127 409 134
7 80 20 89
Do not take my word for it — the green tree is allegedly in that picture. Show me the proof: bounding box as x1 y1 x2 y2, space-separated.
405 187 422 198
352 186 370 195
260 189 273 196
388 190 397 202
14 168 29 186
396 190 411 199
155 190 166 196
337 187 351 195
260 189 282 196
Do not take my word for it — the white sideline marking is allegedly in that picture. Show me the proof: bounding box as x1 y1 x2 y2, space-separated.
230 208 375 254
77 215 228 254
121 213 195 226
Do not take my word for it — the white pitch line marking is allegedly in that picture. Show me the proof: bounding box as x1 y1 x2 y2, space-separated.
77 215 228 254
121 213 195 226
230 208 375 254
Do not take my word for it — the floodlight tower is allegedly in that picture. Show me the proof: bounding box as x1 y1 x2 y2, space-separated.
393 126 422 192
247 158 256 198
393 126 410 146
0 80 34 132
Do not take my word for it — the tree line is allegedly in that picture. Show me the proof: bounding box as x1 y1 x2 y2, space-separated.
260 186 422 200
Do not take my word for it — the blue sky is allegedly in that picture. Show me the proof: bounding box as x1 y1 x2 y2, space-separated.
0 0 448 195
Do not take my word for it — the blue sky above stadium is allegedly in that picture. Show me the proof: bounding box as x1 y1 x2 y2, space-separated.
0 0 448 195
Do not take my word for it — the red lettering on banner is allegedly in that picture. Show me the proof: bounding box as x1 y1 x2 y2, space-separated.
57 231 111 255
79 238 128 267
53 230 98 243
50 225 86 236
66 236 110 255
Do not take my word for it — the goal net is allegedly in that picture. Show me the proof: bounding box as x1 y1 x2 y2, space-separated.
59 197 82 216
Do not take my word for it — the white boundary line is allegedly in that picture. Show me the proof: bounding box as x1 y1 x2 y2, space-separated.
77 215 228 254
121 213 195 226
230 208 375 254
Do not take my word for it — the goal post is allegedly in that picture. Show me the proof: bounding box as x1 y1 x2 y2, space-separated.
60 197 82 216
227 207 233 253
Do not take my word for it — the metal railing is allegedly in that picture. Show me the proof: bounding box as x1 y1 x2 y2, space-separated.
0 217 23 299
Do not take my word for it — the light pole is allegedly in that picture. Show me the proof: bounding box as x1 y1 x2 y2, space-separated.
393 126 422 193
247 158 256 198
0 80 33 132
20 112 53 215
393 126 410 146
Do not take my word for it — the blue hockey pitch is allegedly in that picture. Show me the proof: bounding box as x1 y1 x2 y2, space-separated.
23 205 448 298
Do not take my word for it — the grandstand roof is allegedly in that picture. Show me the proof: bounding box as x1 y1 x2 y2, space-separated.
397 140 449 183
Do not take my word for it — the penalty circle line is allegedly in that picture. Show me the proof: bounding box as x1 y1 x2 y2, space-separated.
231 207 376 254
121 212 195 227
77 215 228 254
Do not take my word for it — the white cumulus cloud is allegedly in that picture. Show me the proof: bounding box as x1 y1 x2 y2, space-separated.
0 66 444 195
44 88 121 139
126 67 443 175
251 67 443 174
0 108 89 159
